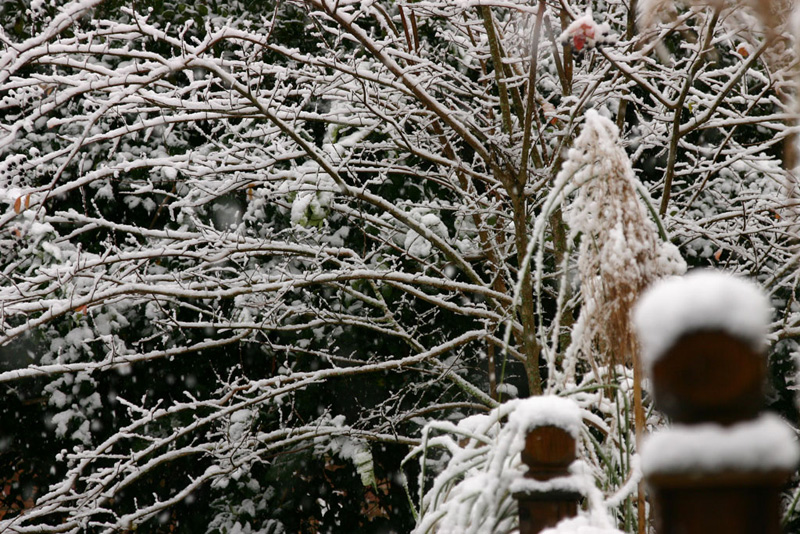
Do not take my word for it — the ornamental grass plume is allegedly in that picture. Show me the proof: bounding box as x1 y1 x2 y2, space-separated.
562 108 685 534
565 109 685 374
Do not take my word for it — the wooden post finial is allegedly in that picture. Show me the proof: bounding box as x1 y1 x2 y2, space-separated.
514 425 582 534
635 272 798 534
650 330 765 425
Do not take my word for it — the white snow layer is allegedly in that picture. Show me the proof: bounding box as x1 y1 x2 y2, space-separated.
633 270 771 371
541 516 626 534
509 459 595 496
641 413 799 475
404 212 448 258
507 394 583 438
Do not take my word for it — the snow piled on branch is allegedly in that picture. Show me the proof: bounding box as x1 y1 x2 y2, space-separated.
558 9 613 52
405 211 449 258
641 413 799 474
633 270 771 371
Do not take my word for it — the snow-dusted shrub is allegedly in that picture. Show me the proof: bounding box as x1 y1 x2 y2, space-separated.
1 0 798 531
408 394 652 534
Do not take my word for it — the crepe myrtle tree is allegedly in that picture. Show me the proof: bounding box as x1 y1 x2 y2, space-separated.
0 0 799 531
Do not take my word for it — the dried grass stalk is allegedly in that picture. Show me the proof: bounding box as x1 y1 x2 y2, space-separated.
563 109 686 534
566 110 684 372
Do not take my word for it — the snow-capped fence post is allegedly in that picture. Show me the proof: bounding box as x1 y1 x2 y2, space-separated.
635 272 800 534
512 425 582 534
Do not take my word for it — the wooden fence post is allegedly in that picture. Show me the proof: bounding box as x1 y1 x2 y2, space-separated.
513 425 583 534
636 274 800 534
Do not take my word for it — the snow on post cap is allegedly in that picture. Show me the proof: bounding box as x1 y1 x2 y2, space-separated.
508 395 582 438
640 413 800 475
633 270 771 373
